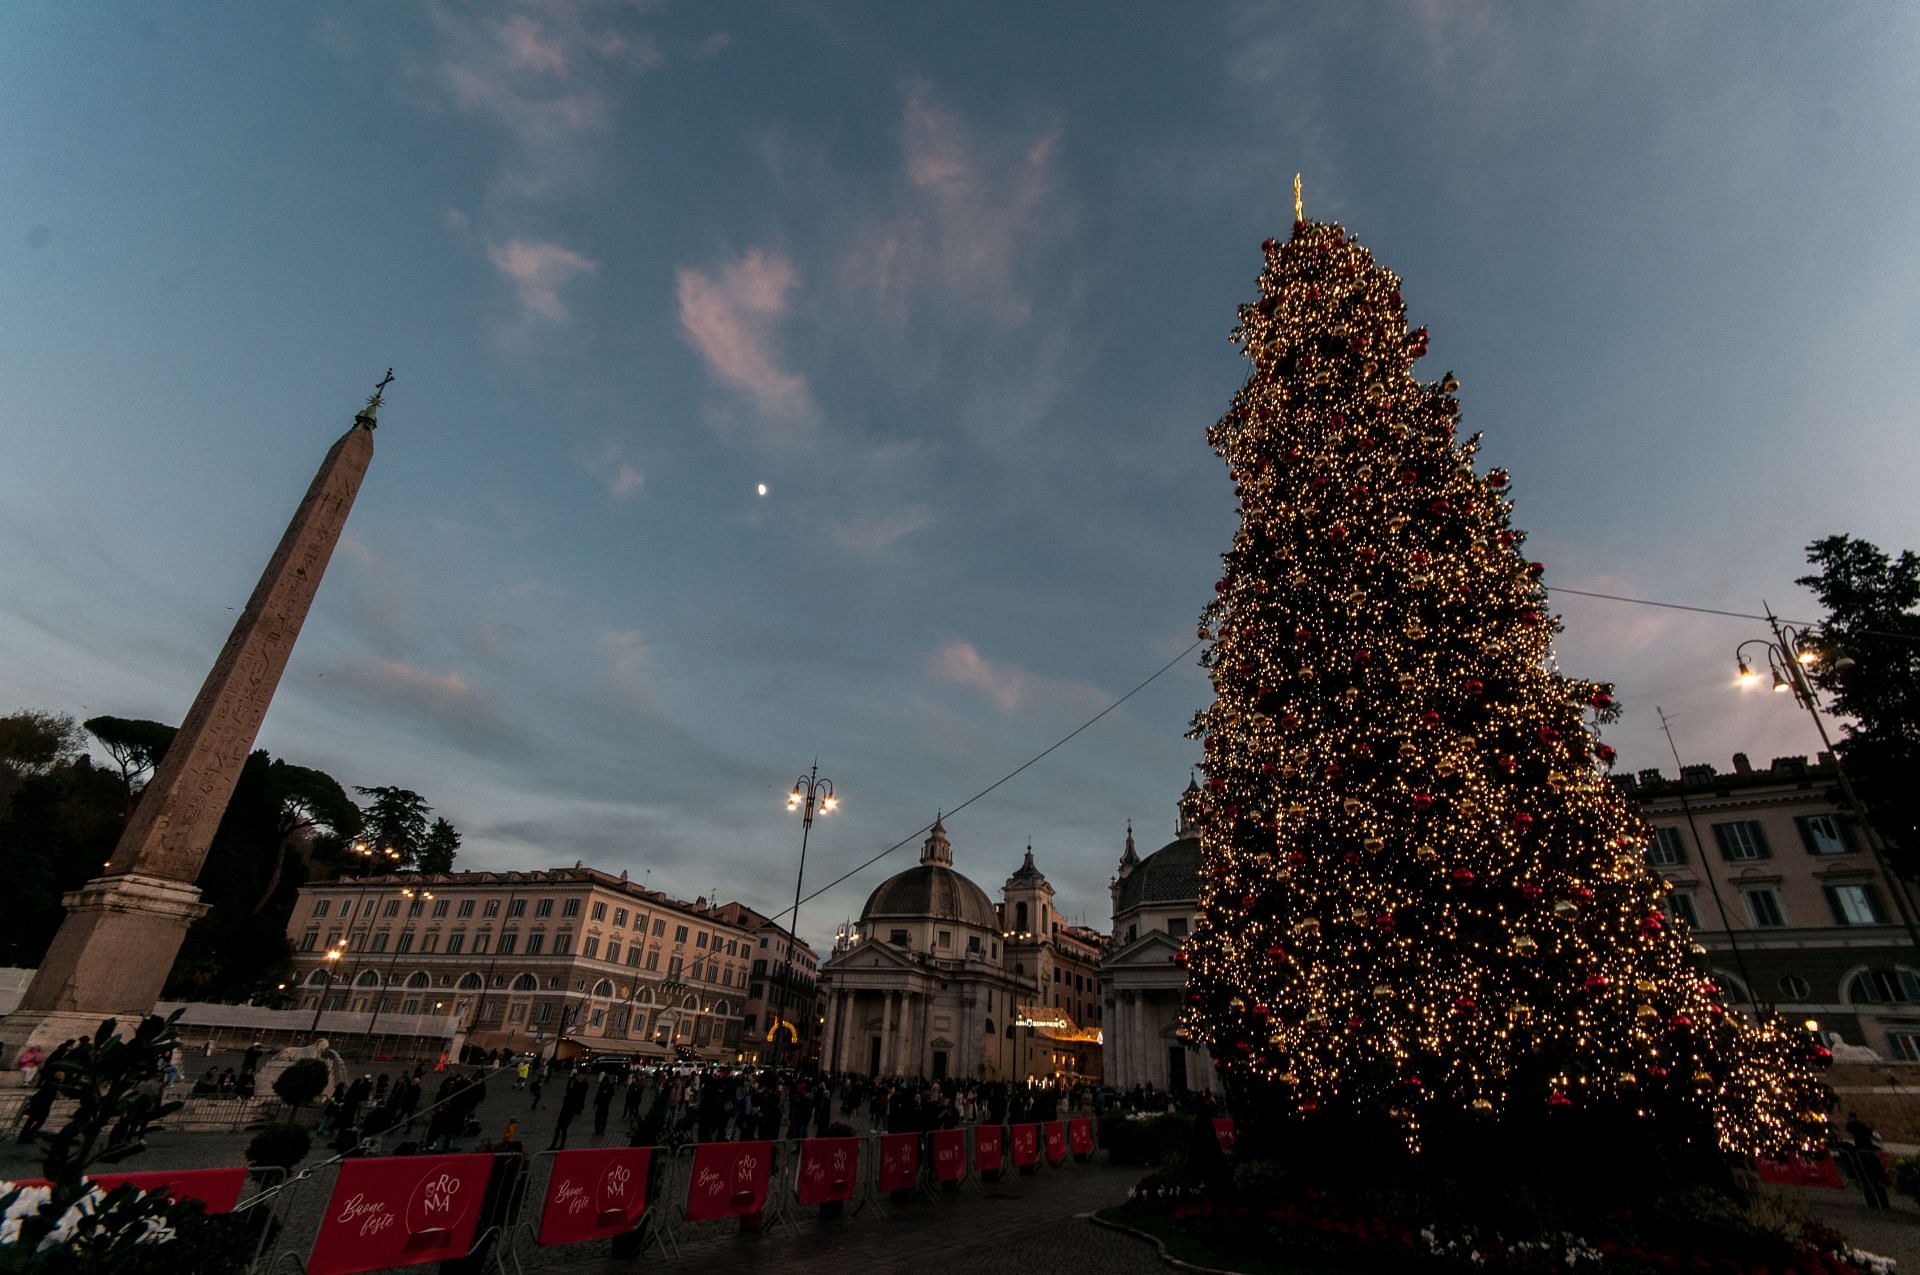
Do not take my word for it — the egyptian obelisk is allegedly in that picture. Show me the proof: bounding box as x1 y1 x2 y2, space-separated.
6 373 391 1055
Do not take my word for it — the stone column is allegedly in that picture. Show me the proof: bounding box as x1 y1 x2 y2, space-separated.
12 391 383 1055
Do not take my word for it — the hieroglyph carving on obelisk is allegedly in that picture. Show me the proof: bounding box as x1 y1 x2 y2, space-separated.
7 375 389 1049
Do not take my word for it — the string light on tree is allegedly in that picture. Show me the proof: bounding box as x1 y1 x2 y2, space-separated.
1180 177 1826 1158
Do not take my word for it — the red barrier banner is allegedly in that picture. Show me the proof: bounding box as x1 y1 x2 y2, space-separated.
307 1154 494 1275
1213 1118 1237 1152
536 1147 650 1247
89 1167 250 1214
878 1131 920 1193
1011 1123 1039 1167
1757 1155 1844 1189
974 1124 1004 1173
1044 1122 1067 1165
795 1137 859 1206
3 1168 248 1214
686 1140 771 1222
930 1129 965 1182
1068 1118 1093 1156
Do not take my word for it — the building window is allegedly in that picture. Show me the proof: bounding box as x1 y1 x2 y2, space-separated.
1126 925 1137 943
383 900 400 918
1890 1032 1920 1061
525 932 546 956
483 900 499 918
533 1003 552 1024
889 929 909 946
1647 827 1687 867
645 950 659 971
497 933 518 956
1713 821 1770 862
1850 969 1920 1004
696 932 708 950
563 898 581 918
314 899 331 918
938 930 952 947
447 932 465 955
674 925 689 943
371 931 389 953
1797 814 1856 856
1779 975 1812 999
457 900 475 918
652 919 666 937
612 907 627 927
1740 888 1786 928
759 937 768 949
626 948 641 968
407 900 424 918
1826 884 1888 926
396 932 414 954
604 939 620 963
507 899 526 918
691 962 705 981
1666 891 1701 928
432 899 449 918
472 934 489 955
1167 917 1189 938
553 933 572 956
300 930 318 951
535 899 554 918
667 956 683 978
582 936 600 959
967 935 982 954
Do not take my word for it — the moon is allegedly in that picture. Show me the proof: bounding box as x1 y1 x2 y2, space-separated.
756 483 768 497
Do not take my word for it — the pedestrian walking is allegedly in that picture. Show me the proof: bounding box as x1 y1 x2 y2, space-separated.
593 1074 617 1136
550 1074 588 1149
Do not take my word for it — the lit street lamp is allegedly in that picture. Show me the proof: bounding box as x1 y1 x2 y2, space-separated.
777 763 837 1064
305 945 345 1043
1735 608 1920 960
362 884 432 1055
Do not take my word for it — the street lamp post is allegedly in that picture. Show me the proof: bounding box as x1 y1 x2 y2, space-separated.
305 946 345 1043
362 884 431 1057
1736 608 1920 961
779 765 837 1066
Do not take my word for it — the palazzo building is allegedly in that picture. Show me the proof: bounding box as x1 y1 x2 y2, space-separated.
816 820 1107 1082
1101 781 1224 1095
284 866 764 1063
1624 752 1920 1058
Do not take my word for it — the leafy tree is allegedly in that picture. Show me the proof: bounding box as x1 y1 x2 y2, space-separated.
1182 213 1825 1181
1797 534 1920 874
419 817 461 874
253 761 360 912
0 756 127 966
0 710 85 776
353 786 431 872
81 717 176 818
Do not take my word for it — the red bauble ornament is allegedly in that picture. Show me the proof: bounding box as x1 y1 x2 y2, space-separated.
1260 762 1277 775
1595 744 1617 764
1513 812 1535 830
1526 561 1546 576
1487 469 1509 488
1328 522 1349 541
1589 691 1613 709
1265 944 1289 960
1241 893 1257 909
1346 1015 1364 1029
1207 775 1226 792
1355 546 1378 563
1254 1003 1270 1018
1537 726 1560 743
1548 1090 1572 1108
1411 793 1435 812
1582 973 1610 992
1463 678 1486 697
1430 498 1452 515
1450 867 1476 882
1454 995 1477 1012
1173 951 1188 965
1497 756 1518 772
1667 1014 1692 1031
1422 711 1443 726
1325 762 1344 779
1236 1040 1252 1053
1398 467 1419 485
1261 238 1278 253
1215 578 1229 593
1189 993 1206 1006
1519 882 1544 900
1354 649 1373 664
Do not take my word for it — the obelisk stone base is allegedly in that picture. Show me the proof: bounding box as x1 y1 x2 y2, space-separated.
6 874 209 1053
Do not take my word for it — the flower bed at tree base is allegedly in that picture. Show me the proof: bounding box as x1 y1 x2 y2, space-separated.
1103 1175 1895 1274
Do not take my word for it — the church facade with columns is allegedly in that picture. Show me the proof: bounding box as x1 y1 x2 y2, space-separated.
816 820 1107 1082
1100 782 1224 1096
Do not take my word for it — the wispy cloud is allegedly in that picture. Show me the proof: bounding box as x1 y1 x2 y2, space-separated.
600 628 649 684
676 248 815 428
487 238 599 321
428 3 663 201
831 504 933 555
580 441 645 499
839 86 1072 326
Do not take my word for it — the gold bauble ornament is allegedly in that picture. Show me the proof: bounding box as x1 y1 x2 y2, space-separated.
1513 935 1539 957
1552 899 1578 918
1363 837 1385 854
1435 757 1458 777
1293 918 1321 937
1415 844 1438 861
1373 984 1394 1000
1471 1098 1495 1114
1635 1004 1658 1021
1342 798 1363 815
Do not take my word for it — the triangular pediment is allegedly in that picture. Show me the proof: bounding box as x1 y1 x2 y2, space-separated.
823 938 918 974
1101 929 1184 970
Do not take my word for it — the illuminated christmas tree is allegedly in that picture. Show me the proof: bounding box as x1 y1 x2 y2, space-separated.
1182 186 1825 1169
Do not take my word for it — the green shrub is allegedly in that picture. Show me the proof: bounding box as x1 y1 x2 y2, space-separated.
271 1059 330 1113
1895 1154 1920 1199
245 1123 311 1174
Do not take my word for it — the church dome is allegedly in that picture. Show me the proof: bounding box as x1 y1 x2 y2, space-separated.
1112 832 1201 914
860 818 1001 932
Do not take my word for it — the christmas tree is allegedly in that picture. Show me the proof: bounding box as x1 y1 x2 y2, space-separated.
1182 190 1825 1170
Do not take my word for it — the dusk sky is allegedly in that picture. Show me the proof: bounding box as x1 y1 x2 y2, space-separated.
4 3 1916 954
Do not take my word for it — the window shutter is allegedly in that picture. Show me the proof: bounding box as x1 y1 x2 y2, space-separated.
1712 823 1735 860
1867 884 1888 924
1796 816 1822 855
1823 886 1847 925
1747 821 1771 856
1841 817 1861 852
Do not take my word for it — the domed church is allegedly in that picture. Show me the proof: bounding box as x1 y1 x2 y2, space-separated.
818 818 1104 1081
1099 780 1224 1095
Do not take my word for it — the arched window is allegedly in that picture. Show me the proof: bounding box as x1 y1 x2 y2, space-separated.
1779 975 1812 1000
1041 904 1048 931
355 970 380 988
1015 902 1028 931
984 1019 995 1037
1005 1024 1015 1039
682 995 699 1010
1014 962 1025 975
713 1000 730 1016
635 988 655 1005
1848 968 1920 1004
404 971 430 990
305 969 330 986
591 978 614 998
456 972 483 990
510 973 538 992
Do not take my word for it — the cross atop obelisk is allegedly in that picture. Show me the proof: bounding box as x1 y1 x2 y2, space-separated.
8 373 392 1054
